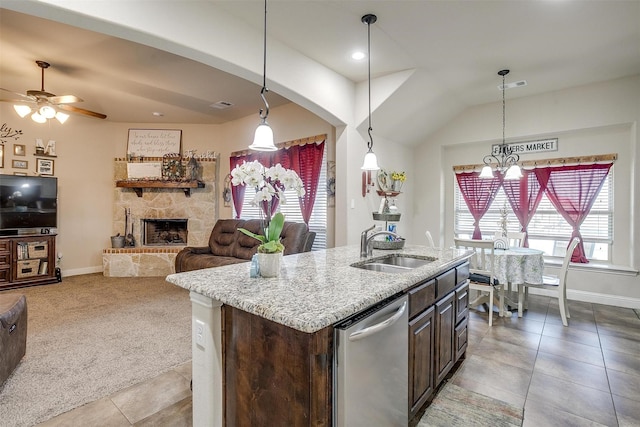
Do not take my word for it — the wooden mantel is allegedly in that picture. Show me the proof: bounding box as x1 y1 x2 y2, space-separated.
116 180 205 197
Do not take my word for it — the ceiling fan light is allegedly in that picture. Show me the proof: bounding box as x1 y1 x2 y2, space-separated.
39 105 56 119
31 112 47 124
249 122 277 151
504 164 523 180
479 165 494 179
14 105 32 118
361 149 380 170
55 112 70 124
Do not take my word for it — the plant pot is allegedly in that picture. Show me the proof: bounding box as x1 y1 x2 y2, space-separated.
257 252 282 278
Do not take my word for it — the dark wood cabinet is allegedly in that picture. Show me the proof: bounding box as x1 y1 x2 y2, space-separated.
408 261 470 422
434 291 456 385
0 234 57 290
409 305 435 417
223 305 332 427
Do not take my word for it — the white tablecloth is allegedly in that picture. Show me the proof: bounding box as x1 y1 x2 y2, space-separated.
494 247 544 285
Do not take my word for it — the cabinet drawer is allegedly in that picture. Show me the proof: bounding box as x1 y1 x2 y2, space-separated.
0 240 10 253
454 317 468 362
408 279 435 319
455 281 469 325
456 262 470 285
435 268 456 299
0 267 10 284
0 253 10 266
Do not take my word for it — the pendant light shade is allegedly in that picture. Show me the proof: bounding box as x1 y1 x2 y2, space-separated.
249 0 277 152
250 121 276 151
360 13 380 171
361 149 380 170
480 69 521 179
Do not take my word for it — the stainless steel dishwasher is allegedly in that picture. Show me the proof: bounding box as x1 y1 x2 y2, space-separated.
333 294 408 427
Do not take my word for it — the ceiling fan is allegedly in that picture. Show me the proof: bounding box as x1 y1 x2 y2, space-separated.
0 60 107 122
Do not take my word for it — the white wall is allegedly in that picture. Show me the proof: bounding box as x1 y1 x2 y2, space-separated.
412 75 640 306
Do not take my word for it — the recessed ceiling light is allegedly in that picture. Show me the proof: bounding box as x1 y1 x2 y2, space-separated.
351 51 366 61
152 111 164 117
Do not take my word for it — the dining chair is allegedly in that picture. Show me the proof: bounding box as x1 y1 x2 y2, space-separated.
454 238 503 326
425 230 435 248
518 237 580 326
506 231 526 247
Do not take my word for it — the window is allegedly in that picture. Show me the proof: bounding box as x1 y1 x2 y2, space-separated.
233 146 327 250
454 169 613 261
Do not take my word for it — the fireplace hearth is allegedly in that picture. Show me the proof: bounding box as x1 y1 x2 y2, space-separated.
142 219 188 246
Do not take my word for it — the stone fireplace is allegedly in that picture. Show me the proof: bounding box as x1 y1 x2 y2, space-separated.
103 155 219 277
142 219 188 246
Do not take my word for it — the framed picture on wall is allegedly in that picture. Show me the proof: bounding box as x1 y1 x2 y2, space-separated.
0 144 4 168
12 159 28 169
13 144 26 156
36 158 54 176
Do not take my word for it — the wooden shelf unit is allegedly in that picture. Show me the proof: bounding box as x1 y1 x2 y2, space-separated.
116 180 205 197
0 234 58 290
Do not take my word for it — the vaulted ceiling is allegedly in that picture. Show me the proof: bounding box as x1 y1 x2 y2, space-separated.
1 1 639 146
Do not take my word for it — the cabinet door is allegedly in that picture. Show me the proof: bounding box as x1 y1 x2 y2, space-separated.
455 281 469 325
434 291 455 386
409 306 435 418
455 317 468 362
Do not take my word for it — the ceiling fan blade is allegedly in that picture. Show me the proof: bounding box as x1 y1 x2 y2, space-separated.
0 88 37 102
49 94 83 104
58 104 107 119
0 97 34 104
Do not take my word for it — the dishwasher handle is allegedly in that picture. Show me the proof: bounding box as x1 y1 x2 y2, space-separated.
348 301 407 342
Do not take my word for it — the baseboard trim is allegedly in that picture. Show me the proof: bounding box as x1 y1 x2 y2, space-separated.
61 266 103 277
528 287 640 309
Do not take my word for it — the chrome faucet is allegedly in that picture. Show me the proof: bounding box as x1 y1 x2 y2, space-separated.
360 225 401 258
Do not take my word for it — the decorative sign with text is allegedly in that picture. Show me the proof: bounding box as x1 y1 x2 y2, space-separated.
491 138 558 156
127 129 182 158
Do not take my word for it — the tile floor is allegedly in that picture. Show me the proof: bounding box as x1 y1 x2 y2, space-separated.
38 295 640 426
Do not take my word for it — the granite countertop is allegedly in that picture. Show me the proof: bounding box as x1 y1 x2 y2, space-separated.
166 244 471 333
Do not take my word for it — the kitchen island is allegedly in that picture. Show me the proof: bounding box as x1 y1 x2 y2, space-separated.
166 244 471 426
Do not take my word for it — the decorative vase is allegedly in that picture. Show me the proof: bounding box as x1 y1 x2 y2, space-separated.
391 179 403 192
257 252 283 278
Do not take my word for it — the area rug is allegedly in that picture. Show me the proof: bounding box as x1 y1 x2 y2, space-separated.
418 382 523 426
0 274 191 427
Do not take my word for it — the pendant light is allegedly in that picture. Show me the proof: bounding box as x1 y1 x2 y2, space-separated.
249 0 277 151
360 14 380 171
480 69 522 179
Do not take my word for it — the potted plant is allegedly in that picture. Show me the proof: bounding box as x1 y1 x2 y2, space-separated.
390 171 406 192
238 212 286 277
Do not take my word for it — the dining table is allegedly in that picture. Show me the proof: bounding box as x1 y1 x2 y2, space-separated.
493 246 545 316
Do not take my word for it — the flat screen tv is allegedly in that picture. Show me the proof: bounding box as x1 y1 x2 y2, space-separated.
0 174 58 235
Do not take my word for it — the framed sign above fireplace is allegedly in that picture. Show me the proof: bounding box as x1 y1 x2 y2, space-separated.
127 129 182 158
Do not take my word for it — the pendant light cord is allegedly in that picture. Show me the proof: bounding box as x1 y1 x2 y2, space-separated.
259 0 270 121
365 15 375 151
502 72 506 147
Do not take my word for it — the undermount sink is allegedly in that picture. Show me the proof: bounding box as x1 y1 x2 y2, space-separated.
351 254 436 274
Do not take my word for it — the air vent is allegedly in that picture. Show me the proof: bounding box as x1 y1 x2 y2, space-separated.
210 101 234 109
498 80 527 90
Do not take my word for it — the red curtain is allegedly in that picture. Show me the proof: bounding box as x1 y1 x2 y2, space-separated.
535 163 613 263
455 171 502 239
501 170 544 247
287 143 325 225
229 140 325 225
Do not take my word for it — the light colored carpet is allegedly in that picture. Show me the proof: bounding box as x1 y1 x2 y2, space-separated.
419 381 523 426
0 274 191 427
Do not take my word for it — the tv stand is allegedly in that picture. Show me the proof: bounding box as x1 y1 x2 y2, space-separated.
0 234 58 290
